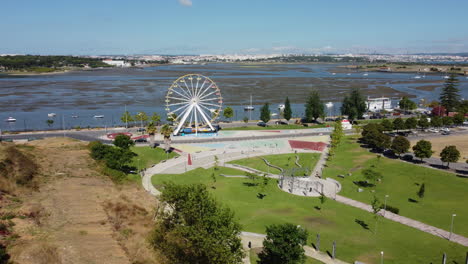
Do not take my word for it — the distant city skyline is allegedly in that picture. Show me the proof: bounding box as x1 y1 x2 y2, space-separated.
1 0 468 55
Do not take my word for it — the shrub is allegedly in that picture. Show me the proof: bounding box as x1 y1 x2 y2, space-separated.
383 205 400 214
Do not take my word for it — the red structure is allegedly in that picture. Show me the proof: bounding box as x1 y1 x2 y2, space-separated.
288 140 327 151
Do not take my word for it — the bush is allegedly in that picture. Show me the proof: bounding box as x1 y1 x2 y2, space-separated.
383 205 400 214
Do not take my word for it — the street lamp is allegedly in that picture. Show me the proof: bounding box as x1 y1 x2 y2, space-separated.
383 195 389 217
380 251 384 264
449 214 456 240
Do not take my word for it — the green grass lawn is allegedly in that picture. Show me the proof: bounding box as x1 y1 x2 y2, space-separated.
228 153 321 176
152 167 466 264
249 249 323 264
322 136 468 237
126 147 179 181
222 124 328 131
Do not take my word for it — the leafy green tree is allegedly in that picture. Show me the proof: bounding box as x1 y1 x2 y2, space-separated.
417 183 425 199
362 168 383 185
456 100 468 114
151 112 161 125
149 183 244 264
223 106 234 121
304 91 324 122
453 113 465 125
399 97 417 111
412 140 433 161
442 116 453 127
341 88 367 120
405 117 418 129
46 119 54 127
391 136 410 157
417 116 430 129
439 74 460 114
104 148 134 171
121 111 134 128
440 145 460 168
134 112 148 127
258 223 308 264
260 103 271 123
113 134 135 149
243 116 249 124
392 118 406 131
283 96 292 121
147 122 157 147
430 116 442 128
381 119 393 131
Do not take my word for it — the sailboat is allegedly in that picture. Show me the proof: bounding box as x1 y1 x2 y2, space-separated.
5 117 16 122
244 95 254 111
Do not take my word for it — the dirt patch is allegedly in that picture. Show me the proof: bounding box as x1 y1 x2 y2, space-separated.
410 134 468 159
0 138 160 264
303 216 334 226
273 208 294 215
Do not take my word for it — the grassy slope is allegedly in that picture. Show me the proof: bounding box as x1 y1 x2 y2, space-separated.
249 249 323 264
322 136 468 237
228 153 321 176
152 166 466 264
131 147 179 171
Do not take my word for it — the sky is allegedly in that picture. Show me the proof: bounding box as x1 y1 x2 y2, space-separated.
1 0 468 55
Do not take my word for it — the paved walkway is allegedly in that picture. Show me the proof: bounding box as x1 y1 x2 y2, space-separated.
335 195 468 247
240 232 350 264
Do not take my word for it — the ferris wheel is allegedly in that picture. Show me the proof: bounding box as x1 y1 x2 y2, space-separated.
165 74 223 135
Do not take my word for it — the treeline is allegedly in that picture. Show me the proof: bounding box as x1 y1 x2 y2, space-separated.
242 55 372 63
0 55 112 70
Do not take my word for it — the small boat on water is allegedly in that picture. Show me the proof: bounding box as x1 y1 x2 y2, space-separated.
5 117 16 122
278 104 285 111
71 115 79 118
48 113 56 117
244 95 254 111
93 115 104 119
414 75 421 79
331 73 336 75
363 73 369 76
444 75 450 79
347 73 351 76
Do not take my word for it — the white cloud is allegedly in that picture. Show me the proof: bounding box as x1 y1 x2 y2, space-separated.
178 0 192 7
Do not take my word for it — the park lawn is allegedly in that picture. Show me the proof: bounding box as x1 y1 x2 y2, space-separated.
222 124 328 131
131 146 179 171
152 167 467 264
249 249 323 264
228 153 321 176
323 136 468 237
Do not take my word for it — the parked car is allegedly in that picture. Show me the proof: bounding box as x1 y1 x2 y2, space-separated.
275 121 288 125
257 121 267 127
427 128 439 133
441 131 451 135
137 128 146 132
134 137 147 143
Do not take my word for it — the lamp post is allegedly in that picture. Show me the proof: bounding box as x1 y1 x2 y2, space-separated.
380 251 384 264
383 195 389 217
449 214 456 240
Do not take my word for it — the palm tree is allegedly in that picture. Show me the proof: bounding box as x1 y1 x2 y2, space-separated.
146 121 157 147
160 124 174 152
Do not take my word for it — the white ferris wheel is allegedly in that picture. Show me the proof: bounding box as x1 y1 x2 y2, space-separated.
165 74 223 135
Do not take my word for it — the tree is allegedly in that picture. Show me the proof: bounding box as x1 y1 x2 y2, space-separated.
391 136 410 157
430 116 442 128
453 113 465 125
392 118 406 132
457 100 468 114
362 168 383 185
146 121 157 147
134 111 148 127
417 183 425 199
417 116 430 129
223 106 234 121
258 223 308 264
304 91 324 122
381 119 393 131
341 88 367 121
283 96 292 121
113 134 135 149
121 111 134 128
260 103 271 123
104 147 134 171
399 97 417 111
439 74 460 114
151 112 161 125
440 145 460 168
412 140 433 162
442 116 453 127
150 183 244 264
46 119 54 127
160 124 174 152
405 117 418 130
243 116 249 125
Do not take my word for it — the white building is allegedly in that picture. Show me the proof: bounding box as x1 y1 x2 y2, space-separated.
102 59 130 67
341 119 353 130
367 97 392 112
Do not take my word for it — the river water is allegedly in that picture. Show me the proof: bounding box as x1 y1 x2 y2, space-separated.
0 63 467 131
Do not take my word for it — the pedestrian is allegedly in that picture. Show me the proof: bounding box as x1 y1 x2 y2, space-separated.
248 241 251 249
